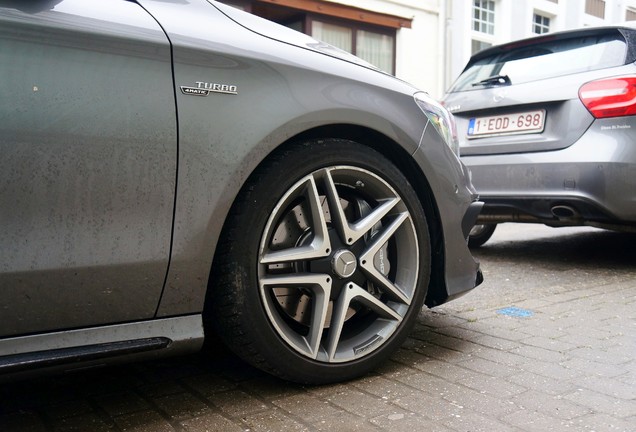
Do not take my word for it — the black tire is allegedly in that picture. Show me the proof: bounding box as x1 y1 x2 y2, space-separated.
468 224 497 248
207 139 431 384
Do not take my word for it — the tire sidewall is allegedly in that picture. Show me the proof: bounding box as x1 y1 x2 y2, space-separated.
218 138 431 383
468 224 496 248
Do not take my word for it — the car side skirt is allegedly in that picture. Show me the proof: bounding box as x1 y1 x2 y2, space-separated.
0 315 204 381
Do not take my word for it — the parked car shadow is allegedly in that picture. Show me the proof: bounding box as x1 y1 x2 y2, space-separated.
472 227 636 271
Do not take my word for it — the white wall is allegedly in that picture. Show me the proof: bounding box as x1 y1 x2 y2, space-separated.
444 0 636 97
329 0 636 98
327 0 443 94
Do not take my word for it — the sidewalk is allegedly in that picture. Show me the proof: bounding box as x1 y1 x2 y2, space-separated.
1 225 635 431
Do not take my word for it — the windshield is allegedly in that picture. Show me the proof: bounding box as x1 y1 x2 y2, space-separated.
449 33 627 92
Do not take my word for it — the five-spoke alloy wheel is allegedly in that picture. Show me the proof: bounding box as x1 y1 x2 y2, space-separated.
209 139 431 384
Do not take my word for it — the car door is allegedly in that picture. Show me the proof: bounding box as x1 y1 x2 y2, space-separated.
0 0 177 336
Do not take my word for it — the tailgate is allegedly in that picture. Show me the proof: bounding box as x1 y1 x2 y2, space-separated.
445 76 594 156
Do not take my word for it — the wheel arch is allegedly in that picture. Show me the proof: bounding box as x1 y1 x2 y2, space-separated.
203 122 446 316
203 135 441 383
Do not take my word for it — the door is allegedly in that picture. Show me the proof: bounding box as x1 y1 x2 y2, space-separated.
0 0 177 336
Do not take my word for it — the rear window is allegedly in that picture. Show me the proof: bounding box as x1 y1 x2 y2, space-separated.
449 33 627 92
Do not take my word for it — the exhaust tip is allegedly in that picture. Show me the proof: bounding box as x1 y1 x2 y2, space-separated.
551 205 579 219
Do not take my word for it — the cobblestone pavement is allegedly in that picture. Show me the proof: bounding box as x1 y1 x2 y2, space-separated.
1 224 635 432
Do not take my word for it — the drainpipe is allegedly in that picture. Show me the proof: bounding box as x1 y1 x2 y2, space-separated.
437 0 447 98
440 0 454 99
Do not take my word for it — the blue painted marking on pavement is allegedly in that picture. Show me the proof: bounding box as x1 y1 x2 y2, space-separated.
496 307 534 318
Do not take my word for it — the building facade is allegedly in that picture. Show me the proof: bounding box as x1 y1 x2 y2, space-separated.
446 0 636 96
221 0 636 98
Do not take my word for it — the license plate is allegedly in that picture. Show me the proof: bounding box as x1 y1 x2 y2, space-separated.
467 110 546 138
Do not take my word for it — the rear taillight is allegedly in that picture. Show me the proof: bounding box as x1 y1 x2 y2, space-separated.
579 77 636 118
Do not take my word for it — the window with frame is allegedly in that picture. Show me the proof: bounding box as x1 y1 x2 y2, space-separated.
473 0 495 35
533 13 550 34
471 40 492 54
585 0 605 18
219 1 402 75
472 0 495 54
311 20 395 74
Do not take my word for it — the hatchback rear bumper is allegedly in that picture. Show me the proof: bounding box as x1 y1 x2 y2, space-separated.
475 196 636 232
462 118 636 227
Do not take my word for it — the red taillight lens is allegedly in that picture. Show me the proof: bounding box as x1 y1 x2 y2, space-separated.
579 77 636 118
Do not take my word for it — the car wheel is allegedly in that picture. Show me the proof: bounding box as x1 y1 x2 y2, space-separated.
468 224 496 248
208 139 431 384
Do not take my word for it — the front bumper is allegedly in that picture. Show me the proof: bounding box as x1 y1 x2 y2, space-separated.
425 199 484 307
462 200 484 238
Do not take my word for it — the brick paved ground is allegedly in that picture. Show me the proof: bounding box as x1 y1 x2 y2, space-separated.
1 225 635 432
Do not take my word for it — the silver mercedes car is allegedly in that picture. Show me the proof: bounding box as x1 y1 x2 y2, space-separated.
0 0 482 384
444 25 636 247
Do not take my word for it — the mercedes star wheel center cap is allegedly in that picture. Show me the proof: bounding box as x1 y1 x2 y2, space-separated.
332 249 357 279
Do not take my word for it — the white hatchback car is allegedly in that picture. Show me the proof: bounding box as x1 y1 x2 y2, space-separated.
444 25 636 246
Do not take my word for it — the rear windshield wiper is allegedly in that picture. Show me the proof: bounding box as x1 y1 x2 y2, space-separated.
472 74 511 87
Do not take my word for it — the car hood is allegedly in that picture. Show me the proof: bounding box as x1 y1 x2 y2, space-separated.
210 0 378 70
